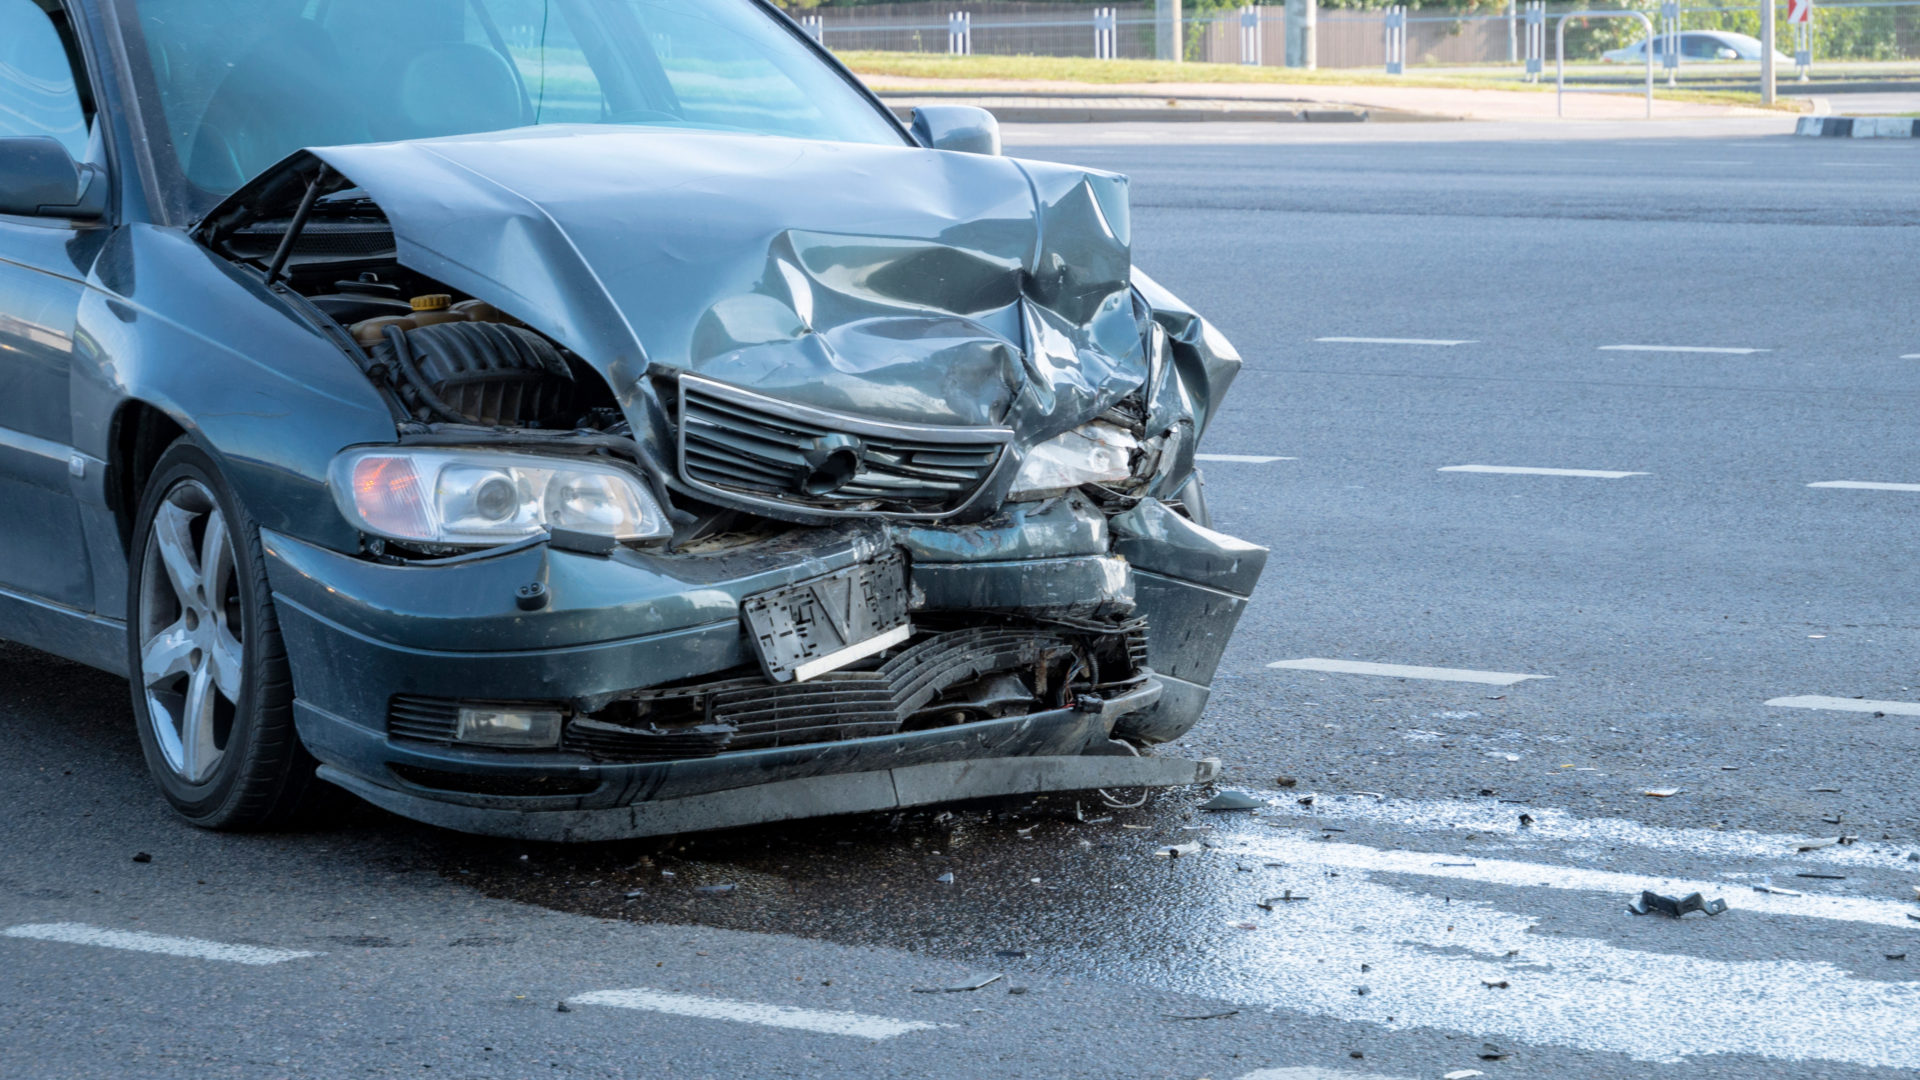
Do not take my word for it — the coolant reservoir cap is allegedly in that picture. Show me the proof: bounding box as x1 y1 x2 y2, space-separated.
410 294 452 312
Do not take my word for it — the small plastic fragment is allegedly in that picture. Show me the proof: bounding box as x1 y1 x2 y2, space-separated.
1444 1071 1487 1079
1627 890 1727 917
935 871 954 884
1155 842 1203 858
911 973 1003 993
1643 788 1684 798
1795 838 1840 852
1200 790 1264 812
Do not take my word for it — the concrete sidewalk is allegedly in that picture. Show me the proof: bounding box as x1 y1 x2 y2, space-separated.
863 75 1783 122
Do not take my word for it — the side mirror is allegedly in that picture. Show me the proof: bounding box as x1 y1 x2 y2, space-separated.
910 105 1002 157
1717 47 1738 59
0 136 106 220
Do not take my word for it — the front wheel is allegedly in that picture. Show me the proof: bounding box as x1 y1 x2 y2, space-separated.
127 441 316 829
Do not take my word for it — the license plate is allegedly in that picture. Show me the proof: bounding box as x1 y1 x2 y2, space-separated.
742 552 911 683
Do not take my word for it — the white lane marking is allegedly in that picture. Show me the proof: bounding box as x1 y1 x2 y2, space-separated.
1315 336 1476 346
1240 832 1918 929
1 923 318 966
1767 695 1920 717
1598 344 1768 354
568 988 948 1040
1197 453 1296 464
1244 1060 1413 1068
1901 353 1920 359
1257 794 1917 873
1268 658 1548 686
1173 833 1920 1069
1241 1070 1412 1080
1807 480 1920 493
1439 465 1646 479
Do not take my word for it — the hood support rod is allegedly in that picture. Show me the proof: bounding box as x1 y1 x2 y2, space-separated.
265 164 332 287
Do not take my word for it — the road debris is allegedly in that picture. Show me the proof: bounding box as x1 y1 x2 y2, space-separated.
1479 1043 1512 1061
1810 787 1841 793
555 1000 572 1013
692 884 736 895
1481 978 1510 989
1795 838 1841 852
1297 794 1317 806
1163 1009 1239 1021
1888 953 1907 961
1155 843 1203 858
1098 788 1150 809
912 973 1003 993
1643 788 1684 798
1200 790 1264 812
1627 890 1727 917
1228 921 1259 931
1752 884 1802 897
935 871 954 884
1443 1071 1487 1079
131 852 152 863
1795 873 1846 880
1256 891 1309 909
1275 775 1298 788
1007 985 1029 995
1518 813 1534 827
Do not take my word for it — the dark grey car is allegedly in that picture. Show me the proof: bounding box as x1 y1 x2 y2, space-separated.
0 0 1265 840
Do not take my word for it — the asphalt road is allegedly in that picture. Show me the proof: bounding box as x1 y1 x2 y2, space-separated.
4 121 1919 1080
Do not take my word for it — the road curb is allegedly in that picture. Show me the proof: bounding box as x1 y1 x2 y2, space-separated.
1795 115 1919 137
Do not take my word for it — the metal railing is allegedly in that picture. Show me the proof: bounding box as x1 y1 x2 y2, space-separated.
1557 9 1655 115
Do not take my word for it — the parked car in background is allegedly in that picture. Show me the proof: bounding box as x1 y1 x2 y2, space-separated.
1602 30 1794 64
0 0 1264 840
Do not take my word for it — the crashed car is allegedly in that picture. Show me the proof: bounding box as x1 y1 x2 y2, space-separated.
0 0 1265 840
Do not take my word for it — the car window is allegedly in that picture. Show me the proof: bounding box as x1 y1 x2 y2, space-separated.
1682 34 1724 59
118 0 906 217
0 0 89 160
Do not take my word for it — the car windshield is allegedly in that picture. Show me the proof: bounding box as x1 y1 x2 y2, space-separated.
110 0 904 220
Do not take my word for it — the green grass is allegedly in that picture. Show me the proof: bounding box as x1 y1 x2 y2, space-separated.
836 50 1799 109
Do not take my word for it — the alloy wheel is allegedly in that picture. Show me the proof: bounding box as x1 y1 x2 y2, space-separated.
137 479 245 784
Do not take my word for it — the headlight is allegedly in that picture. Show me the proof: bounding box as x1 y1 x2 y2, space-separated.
329 449 671 547
1007 422 1139 500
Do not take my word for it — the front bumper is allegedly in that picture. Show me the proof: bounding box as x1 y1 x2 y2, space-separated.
263 492 1265 839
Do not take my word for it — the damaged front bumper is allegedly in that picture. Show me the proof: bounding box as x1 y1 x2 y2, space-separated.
264 491 1265 840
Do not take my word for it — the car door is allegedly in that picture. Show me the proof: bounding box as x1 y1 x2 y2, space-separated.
0 0 106 610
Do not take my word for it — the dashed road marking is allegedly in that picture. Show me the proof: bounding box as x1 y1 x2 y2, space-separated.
1197 453 1297 464
1 923 319 966
1766 695 1920 717
1598 344 1768 354
1807 480 1920 493
1315 336 1477 346
1268 658 1548 686
568 988 949 1040
1439 465 1646 479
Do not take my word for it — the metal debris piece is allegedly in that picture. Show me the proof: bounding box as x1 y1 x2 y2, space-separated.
1810 787 1841 793
911 973 1003 993
1082 816 1112 825
1518 813 1534 827
1752 884 1802 897
1481 978 1510 989
1839 835 1859 845
1098 788 1150 809
131 852 152 863
935 871 954 884
1121 824 1153 830
1821 815 1843 825
1480 1043 1512 1060
1888 953 1908 961
693 884 736 895
1162 1009 1239 1021
1200 790 1264 812
1256 891 1309 909
1444 1071 1487 1080
1627 890 1727 917
1909 913 1920 924
1007 985 1028 995
1643 788 1684 798
1795 873 1846 880
1297 794 1316 806
1795 838 1840 852
1155 842 1203 858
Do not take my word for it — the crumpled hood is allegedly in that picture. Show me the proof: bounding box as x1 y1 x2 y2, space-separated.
298 126 1148 441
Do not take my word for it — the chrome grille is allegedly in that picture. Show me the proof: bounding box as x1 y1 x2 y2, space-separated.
677 375 1011 518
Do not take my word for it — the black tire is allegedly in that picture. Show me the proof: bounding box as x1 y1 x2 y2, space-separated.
126 440 317 829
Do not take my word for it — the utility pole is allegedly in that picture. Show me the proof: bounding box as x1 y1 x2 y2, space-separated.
1158 0 1184 61
1287 0 1317 68
1760 0 1776 103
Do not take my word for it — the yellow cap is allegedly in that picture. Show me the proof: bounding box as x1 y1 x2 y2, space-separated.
410 294 452 312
